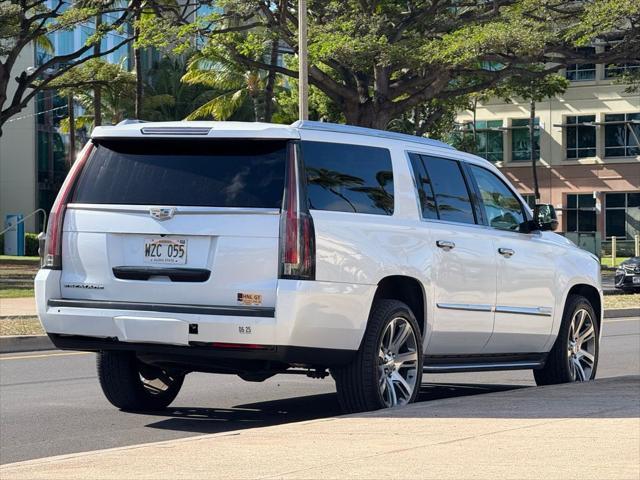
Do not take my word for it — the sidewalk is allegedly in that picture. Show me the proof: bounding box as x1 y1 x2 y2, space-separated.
2 376 638 480
0 297 36 317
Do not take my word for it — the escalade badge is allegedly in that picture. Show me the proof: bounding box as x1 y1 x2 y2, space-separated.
149 207 175 221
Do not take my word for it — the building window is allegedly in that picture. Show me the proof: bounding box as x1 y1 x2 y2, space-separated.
566 194 597 233
464 120 503 162
604 45 640 79
566 115 596 159
522 194 537 209
604 113 640 158
511 118 540 162
565 47 596 81
605 192 640 239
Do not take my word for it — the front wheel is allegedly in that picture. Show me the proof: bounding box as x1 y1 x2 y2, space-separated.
534 294 599 386
97 351 185 411
332 299 423 413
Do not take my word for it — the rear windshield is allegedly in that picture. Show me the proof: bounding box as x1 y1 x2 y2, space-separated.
72 139 287 208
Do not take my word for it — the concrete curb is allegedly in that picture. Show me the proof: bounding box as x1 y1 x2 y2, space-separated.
604 307 640 318
0 335 54 353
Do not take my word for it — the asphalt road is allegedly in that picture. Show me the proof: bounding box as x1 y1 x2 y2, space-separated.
1 317 638 465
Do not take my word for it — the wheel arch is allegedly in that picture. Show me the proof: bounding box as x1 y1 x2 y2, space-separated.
566 283 602 332
371 275 426 337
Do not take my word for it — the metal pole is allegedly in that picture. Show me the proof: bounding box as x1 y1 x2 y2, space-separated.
611 236 616 267
298 0 308 121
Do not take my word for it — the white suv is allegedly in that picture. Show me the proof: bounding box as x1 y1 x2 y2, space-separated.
35 120 602 413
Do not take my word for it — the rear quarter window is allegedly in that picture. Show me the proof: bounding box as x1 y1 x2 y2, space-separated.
72 139 287 208
301 141 394 215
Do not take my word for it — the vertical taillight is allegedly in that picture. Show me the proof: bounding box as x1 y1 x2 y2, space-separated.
279 142 315 280
43 142 94 269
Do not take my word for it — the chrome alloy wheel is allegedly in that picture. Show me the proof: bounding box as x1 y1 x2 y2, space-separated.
378 317 419 407
567 308 597 381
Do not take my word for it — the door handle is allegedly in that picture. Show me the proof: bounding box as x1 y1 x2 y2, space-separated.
436 240 456 250
498 247 515 258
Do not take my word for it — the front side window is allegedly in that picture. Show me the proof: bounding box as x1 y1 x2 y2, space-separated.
469 165 525 231
301 141 394 215
420 155 476 224
605 192 640 239
511 118 540 162
604 113 640 158
566 194 597 233
566 115 596 159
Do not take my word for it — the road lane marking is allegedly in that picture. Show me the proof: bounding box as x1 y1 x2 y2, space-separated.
0 351 91 361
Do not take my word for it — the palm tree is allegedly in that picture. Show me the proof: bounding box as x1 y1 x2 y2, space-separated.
182 54 277 122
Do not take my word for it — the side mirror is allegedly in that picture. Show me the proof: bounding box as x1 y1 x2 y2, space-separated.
533 204 558 231
519 204 558 233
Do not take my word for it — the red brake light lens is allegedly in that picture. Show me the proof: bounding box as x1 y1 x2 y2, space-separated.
279 142 315 280
43 142 94 269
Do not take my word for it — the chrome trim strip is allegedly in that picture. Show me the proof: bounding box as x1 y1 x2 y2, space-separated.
68 204 280 215
424 361 542 373
436 303 493 313
495 306 553 317
48 299 275 318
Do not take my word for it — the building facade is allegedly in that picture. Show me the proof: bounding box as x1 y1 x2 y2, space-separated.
456 62 640 255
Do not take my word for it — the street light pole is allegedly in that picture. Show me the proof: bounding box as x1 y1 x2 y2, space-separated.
298 0 308 121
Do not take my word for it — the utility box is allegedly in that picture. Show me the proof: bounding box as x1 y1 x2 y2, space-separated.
563 232 601 257
3 214 25 256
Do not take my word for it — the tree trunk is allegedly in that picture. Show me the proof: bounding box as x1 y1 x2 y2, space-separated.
530 99 540 200
93 15 102 127
263 39 279 123
343 102 391 129
67 93 76 168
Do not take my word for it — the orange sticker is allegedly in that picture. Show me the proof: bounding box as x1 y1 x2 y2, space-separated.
237 293 263 306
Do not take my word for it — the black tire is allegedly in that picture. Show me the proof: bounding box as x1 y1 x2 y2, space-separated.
534 294 599 386
332 299 423 413
97 351 185 411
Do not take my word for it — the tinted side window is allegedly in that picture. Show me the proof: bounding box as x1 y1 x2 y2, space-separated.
469 165 525 231
302 141 394 215
422 156 476 224
408 153 438 219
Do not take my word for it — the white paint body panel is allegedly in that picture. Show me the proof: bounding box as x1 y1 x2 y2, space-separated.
37 121 603 362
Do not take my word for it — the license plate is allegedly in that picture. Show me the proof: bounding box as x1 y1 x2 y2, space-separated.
633 277 640 285
144 238 187 265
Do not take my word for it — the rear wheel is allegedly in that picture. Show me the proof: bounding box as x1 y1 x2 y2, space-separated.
534 294 599 386
97 351 185 411
332 299 423 413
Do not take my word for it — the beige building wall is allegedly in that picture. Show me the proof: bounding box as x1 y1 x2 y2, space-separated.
456 70 640 243
0 44 38 233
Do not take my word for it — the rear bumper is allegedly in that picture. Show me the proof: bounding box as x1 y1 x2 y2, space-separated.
36 269 375 367
48 333 356 370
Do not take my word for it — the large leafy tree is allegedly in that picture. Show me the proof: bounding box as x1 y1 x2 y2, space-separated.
0 0 138 136
184 0 639 129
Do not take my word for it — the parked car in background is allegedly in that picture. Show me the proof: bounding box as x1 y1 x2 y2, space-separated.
615 257 640 292
35 120 603 414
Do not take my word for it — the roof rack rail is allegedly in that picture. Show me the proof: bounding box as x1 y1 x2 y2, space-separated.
116 119 150 126
291 120 455 150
